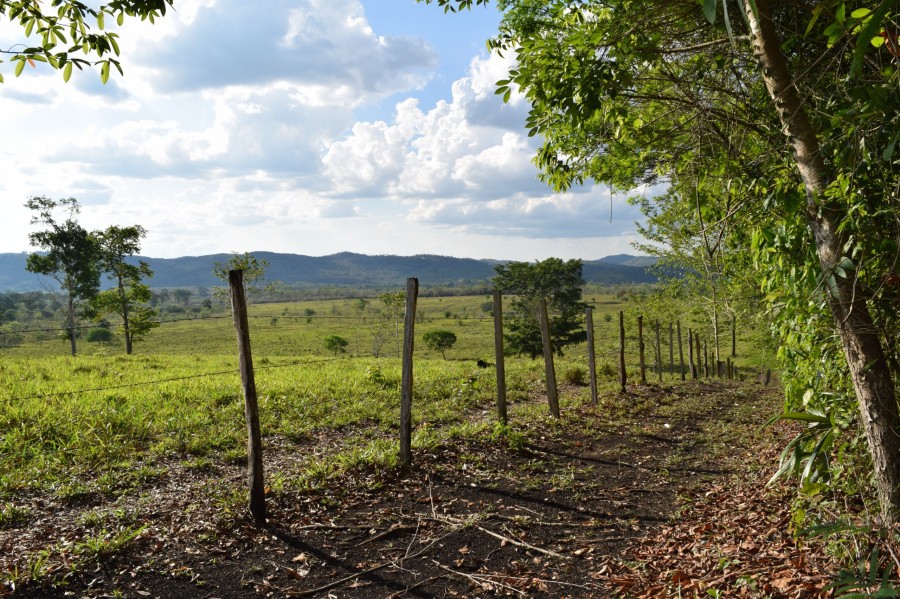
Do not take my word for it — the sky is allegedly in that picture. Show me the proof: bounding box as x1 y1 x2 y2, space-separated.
0 0 651 261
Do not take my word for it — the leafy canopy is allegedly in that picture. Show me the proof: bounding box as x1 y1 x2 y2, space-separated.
493 258 587 359
1 0 173 83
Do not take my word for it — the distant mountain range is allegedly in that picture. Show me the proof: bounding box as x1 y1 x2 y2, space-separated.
0 251 658 292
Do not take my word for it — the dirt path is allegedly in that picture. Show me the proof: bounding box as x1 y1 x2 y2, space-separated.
2 381 828 598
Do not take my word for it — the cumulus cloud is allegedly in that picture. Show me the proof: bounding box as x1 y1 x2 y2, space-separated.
140 0 437 101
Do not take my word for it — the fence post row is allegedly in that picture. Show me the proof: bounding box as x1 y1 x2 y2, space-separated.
538 298 560 418
492 290 507 424
228 269 266 526
399 277 419 465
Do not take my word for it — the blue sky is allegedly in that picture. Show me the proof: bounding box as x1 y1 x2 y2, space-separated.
0 0 649 260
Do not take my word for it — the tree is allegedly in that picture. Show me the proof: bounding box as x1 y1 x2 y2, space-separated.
493 258 587 359
0 0 173 84
423 329 457 359
378 291 406 358
90 225 158 354
423 0 900 524
172 289 191 306
323 334 349 356
212 252 281 302
24 196 100 356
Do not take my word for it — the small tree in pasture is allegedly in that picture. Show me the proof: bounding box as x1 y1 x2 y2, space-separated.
323 334 349 356
423 329 457 359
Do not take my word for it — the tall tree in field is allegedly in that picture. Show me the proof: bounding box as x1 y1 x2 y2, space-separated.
25 196 100 356
422 0 900 525
90 225 158 354
212 252 282 303
493 258 587 359
0 0 173 83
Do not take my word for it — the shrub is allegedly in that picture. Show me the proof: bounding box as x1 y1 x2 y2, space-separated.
561 366 587 386
87 328 114 344
323 334 349 355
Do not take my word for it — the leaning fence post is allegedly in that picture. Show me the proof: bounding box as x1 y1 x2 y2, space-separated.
539 298 560 418
586 307 599 406
228 269 266 526
492 290 507 424
399 277 419 465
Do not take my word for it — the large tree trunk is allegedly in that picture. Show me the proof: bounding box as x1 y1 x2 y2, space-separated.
747 0 900 527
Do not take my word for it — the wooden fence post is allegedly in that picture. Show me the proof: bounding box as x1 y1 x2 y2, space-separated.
703 340 708 378
695 334 702 379
539 299 560 418
669 322 674 379
638 316 646 384
228 269 266 526
586 307 599 406
732 318 737 358
492 290 507 424
688 327 697 379
399 277 419 465
655 320 663 382
619 311 627 392
677 321 685 381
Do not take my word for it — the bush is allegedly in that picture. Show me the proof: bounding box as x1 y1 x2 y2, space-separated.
323 334 349 355
87 328 114 344
561 366 587 386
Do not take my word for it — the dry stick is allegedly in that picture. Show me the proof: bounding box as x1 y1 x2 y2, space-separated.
477 524 568 559
431 560 527 597
382 577 441 599
538 298 560 418
296 528 451 598
492 290 507 424
586 307 599 406
228 269 265 526
399 277 419 465
677 320 685 380
638 315 646 384
618 311 627 392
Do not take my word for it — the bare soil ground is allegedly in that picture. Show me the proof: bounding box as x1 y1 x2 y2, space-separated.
1 381 838 598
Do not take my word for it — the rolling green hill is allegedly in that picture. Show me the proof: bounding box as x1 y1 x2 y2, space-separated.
0 251 657 291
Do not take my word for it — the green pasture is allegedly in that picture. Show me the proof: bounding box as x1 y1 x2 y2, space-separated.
0 292 768 499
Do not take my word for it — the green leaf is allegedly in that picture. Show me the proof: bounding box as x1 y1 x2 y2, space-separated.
777 411 830 424
25 18 34 37
97 11 105 30
14 59 26 77
850 8 871 19
883 129 899 161
701 0 717 24
805 5 823 36
117 12 124 26
850 0 898 77
63 61 73 82
835 3 846 26
100 61 110 84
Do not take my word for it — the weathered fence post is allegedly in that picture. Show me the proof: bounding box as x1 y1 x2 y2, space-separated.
732 318 737 358
228 269 266 526
399 277 419 465
539 299 560 418
703 340 708 379
619 310 627 392
586 307 599 406
669 322 674 379
655 320 663 382
688 327 697 379
492 290 507 424
638 316 646 384
677 320 685 381
696 334 702 380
